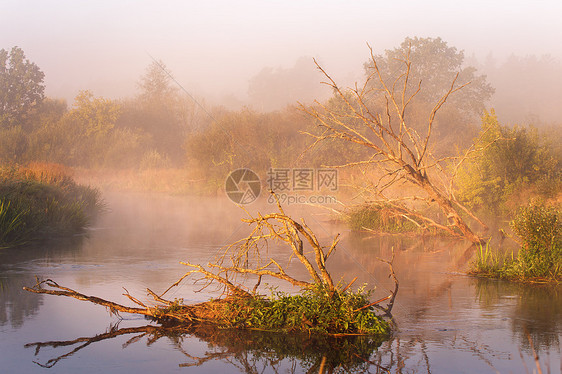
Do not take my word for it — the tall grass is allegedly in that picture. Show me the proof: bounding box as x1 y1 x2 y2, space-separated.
0 199 29 247
470 240 517 279
0 163 103 248
471 201 561 282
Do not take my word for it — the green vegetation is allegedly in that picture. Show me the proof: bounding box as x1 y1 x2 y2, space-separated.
456 110 561 218
348 204 420 233
209 284 390 335
511 202 561 279
470 201 561 282
0 163 102 248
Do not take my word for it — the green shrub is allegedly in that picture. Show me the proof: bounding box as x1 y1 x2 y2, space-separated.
218 284 390 336
510 201 561 279
470 201 561 281
456 111 561 218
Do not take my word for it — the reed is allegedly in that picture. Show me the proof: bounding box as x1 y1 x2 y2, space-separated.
348 204 420 233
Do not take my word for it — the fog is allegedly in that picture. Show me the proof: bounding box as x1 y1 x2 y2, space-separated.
2 0 562 122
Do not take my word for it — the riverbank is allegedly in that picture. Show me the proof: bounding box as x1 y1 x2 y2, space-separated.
0 163 103 248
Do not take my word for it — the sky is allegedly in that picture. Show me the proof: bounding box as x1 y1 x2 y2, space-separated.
1 0 561 105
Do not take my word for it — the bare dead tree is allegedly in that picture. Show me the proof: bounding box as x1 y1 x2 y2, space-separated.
163 192 342 296
301 45 487 244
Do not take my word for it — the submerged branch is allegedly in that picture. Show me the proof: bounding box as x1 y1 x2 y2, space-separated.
23 279 154 318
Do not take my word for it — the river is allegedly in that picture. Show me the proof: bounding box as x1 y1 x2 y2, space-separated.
1 192 560 373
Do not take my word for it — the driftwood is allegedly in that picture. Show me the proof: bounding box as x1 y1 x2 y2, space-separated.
24 195 399 332
23 278 261 325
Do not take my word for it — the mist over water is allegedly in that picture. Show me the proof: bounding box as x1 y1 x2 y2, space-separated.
1 2 561 372
0 193 560 373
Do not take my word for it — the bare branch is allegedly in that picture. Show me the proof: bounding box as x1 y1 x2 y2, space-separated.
302 47 484 244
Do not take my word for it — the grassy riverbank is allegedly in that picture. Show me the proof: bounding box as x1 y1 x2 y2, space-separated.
470 201 561 283
0 163 103 248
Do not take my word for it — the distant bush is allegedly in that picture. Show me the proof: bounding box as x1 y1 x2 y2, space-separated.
139 150 171 170
0 163 103 248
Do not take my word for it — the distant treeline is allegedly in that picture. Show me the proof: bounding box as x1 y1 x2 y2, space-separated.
1 38 561 220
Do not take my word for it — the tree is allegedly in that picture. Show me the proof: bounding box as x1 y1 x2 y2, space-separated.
364 37 494 152
137 60 177 104
248 56 329 112
67 90 120 137
117 60 197 165
366 37 494 115
0 46 45 128
30 91 122 166
303 45 487 244
455 110 561 216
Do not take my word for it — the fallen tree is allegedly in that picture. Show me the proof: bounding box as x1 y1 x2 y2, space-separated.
24 194 398 336
300 44 490 244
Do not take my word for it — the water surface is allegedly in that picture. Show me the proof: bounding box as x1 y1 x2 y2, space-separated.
1 192 560 373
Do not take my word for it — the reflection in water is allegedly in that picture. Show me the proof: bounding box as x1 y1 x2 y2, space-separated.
24 321 536 373
474 278 562 352
26 323 387 372
0 193 560 373
0 237 85 328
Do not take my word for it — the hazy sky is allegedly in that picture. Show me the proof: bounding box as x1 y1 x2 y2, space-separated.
2 0 561 104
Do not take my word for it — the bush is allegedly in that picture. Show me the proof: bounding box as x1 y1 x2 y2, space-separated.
213 284 390 335
456 111 561 218
510 201 561 279
470 201 561 281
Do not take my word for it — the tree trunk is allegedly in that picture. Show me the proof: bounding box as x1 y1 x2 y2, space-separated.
409 166 482 244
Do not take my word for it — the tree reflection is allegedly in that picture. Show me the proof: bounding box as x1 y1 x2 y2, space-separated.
25 323 389 372
473 278 561 352
0 237 84 328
